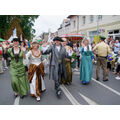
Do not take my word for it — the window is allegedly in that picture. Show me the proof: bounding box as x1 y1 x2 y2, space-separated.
97 15 102 21
73 20 76 28
90 15 94 23
82 16 86 25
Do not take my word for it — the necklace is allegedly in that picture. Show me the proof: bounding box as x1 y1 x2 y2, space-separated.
31 49 41 57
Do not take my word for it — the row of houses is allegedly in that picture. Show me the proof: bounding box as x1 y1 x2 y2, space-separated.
57 15 120 42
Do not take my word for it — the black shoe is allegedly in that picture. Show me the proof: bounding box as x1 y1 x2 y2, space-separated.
20 96 25 99
14 93 18 98
56 90 62 98
103 79 108 82
96 78 99 81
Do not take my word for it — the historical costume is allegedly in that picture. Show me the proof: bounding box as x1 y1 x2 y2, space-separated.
80 39 94 84
3 38 29 98
26 39 46 101
71 52 77 69
42 36 69 97
61 38 73 85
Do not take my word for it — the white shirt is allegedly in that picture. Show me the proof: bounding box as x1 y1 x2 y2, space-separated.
83 45 92 51
56 46 60 52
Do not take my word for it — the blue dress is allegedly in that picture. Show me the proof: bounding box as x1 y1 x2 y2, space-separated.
80 45 94 84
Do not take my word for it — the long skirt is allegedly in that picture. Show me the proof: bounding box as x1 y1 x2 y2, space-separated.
28 63 46 97
61 59 72 84
80 55 93 84
10 62 29 96
30 72 46 96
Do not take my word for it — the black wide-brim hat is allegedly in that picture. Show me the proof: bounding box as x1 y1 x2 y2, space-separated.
12 38 20 42
53 36 63 42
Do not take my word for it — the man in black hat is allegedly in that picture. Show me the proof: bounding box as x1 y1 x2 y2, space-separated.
93 36 111 81
42 36 68 97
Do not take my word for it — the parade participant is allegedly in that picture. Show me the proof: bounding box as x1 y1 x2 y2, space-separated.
26 39 46 101
2 38 29 98
80 38 94 85
93 36 111 81
61 38 73 85
76 43 80 68
42 36 69 97
71 48 77 71
41 40 49 75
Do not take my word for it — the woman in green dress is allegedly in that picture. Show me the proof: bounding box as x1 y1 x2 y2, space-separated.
2 38 29 98
80 38 94 85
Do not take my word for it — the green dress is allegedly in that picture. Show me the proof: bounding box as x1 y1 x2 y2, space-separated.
8 48 29 96
80 46 94 84
71 52 77 69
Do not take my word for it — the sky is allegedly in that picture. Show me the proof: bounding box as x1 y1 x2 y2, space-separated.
33 15 68 37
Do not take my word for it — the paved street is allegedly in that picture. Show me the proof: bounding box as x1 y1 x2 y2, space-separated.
0 65 120 105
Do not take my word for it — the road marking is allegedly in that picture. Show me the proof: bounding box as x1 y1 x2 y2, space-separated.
92 78 120 96
72 71 120 97
79 92 99 105
14 96 20 105
60 85 80 105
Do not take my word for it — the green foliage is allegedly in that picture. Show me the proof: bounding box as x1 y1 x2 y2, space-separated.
18 15 39 40
0 15 39 40
0 15 12 38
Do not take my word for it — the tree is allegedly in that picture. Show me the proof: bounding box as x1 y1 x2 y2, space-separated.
0 15 39 40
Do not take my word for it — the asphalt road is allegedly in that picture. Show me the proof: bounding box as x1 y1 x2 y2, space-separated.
0 65 120 105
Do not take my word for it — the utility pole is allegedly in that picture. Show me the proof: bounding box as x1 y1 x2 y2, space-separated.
97 15 99 43
77 16 79 34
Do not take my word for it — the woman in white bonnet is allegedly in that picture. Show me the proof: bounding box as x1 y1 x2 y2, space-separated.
25 39 46 101
80 37 94 85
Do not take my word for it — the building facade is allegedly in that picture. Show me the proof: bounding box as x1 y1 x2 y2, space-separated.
58 15 120 42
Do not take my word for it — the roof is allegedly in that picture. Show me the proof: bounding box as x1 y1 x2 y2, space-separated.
67 15 77 18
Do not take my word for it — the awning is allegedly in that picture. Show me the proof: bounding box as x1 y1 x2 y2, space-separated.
60 34 85 41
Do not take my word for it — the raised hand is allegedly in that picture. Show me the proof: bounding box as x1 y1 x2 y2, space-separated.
21 46 26 52
42 42 47 47
2 42 7 49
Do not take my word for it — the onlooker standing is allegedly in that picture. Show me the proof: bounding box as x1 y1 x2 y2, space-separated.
67 39 73 48
93 36 111 81
75 43 80 68
114 40 120 54
0 43 3 73
115 50 120 80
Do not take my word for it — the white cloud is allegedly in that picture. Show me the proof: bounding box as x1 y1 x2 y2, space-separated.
33 15 68 37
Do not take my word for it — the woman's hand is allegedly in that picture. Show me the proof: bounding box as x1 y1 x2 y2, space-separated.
71 58 74 62
2 42 7 49
21 46 26 52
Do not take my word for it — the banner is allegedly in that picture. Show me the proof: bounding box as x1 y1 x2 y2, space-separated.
94 35 99 44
